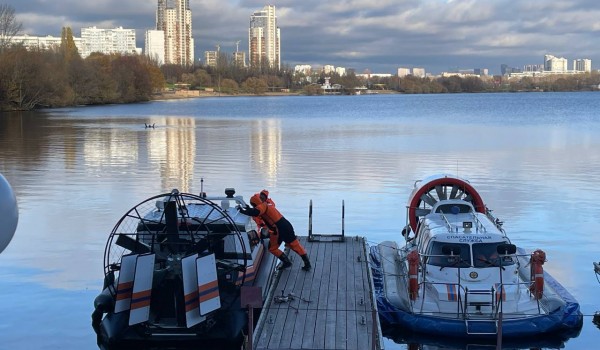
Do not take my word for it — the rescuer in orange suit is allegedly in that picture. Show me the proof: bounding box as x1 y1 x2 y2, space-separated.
239 192 311 271
252 190 275 237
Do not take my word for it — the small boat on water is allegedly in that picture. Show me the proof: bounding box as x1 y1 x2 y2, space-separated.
92 188 277 349
369 174 583 339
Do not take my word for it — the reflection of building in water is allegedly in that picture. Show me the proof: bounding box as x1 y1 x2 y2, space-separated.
148 118 196 192
252 119 281 181
81 118 196 192
83 129 140 167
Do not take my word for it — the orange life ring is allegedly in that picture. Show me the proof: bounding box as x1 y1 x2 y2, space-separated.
529 249 546 299
407 250 420 300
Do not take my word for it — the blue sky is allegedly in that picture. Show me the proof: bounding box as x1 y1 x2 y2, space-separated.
6 0 600 75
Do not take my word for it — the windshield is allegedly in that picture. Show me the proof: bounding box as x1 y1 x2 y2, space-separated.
426 242 471 268
472 242 515 268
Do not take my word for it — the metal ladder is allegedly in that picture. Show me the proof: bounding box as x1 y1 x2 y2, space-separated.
464 288 498 335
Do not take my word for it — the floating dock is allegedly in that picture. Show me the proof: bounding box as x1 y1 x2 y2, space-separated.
251 235 383 350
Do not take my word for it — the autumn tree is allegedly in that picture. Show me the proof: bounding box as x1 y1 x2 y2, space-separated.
241 77 268 94
60 26 79 61
218 79 237 94
0 4 22 51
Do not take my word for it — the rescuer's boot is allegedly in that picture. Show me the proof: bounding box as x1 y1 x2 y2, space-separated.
301 254 312 271
277 253 292 270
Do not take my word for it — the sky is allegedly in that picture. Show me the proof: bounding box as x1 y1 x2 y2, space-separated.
6 0 600 75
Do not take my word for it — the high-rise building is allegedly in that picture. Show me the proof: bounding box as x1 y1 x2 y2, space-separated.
249 5 280 70
80 26 137 58
573 59 592 72
544 54 568 72
145 30 165 65
157 0 194 66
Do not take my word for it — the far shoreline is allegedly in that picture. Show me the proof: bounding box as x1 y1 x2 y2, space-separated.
150 90 305 101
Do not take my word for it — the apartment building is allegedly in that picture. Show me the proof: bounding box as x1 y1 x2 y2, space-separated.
249 5 280 70
10 34 83 52
157 0 194 65
80 26 137 58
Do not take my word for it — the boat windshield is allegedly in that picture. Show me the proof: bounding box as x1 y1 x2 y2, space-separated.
472 242 515 268
426 242 471 268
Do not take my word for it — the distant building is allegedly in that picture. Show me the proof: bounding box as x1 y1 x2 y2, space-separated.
397 68 410 77
145 30 165 65
204 51 218 67
356 73 392 79
441 72 478 78
233 51 246 67
294 64 312 75
335 67 346 76
544 54 568 72
323 65 335 74
249 5 280 70
501 64 522 75
573 59 592 72
10 34 83 52
473 68 488 76
80 26 137 58
411 67 426 78
523 64 543 72
157 0 194 65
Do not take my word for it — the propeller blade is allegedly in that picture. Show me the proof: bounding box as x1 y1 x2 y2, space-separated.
116 234 151 254
449 185 459 199
415 208 431 217
435 185 447 200
420 193 437 207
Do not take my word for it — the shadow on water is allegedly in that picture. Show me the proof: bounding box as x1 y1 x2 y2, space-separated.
98 339 243 350
382 325 582 350
594 312 600 330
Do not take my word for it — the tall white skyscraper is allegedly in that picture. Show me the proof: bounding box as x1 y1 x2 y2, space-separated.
157 0 194 66
249 5 280 70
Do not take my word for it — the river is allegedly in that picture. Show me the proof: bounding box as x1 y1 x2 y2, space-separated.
1 92 599 349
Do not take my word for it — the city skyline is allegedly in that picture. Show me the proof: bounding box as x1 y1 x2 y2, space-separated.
5 1 600 75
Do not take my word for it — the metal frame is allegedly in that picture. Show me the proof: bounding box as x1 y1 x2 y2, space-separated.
307 199 345 242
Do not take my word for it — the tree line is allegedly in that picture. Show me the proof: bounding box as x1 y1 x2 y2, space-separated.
2 4 599 111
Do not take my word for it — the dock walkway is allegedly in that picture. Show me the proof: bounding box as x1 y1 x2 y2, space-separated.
252 236 383 350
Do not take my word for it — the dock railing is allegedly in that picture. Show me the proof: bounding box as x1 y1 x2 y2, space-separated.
307 199 345 242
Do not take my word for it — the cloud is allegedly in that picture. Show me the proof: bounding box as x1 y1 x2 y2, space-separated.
7 0 600 75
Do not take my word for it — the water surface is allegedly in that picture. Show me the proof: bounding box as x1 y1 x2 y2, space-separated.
1 93 599 349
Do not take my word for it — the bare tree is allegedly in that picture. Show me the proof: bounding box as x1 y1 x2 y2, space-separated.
0 4 22 51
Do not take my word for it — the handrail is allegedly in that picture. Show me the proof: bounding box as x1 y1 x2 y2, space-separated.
470 211 487 233
438 210 454 233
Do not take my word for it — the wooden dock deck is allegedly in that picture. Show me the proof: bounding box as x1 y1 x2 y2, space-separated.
252 236 383 350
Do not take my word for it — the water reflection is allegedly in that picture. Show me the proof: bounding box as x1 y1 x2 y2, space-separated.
383 325 581 350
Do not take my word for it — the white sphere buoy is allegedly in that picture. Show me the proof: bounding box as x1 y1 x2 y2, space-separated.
0 173 18 254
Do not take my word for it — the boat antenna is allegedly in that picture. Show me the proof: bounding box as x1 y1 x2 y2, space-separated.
200 178 204 197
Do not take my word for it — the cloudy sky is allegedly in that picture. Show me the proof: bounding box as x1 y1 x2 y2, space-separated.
6 0 600 75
